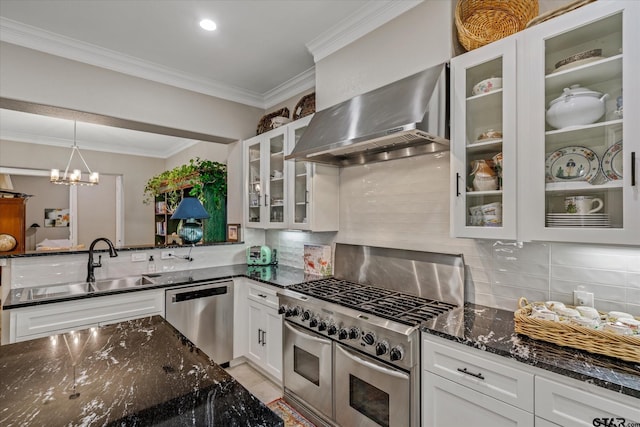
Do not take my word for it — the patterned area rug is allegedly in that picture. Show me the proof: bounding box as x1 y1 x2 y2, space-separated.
267 398 316 427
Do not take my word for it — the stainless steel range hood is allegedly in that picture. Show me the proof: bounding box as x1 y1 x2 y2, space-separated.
285 63 449 167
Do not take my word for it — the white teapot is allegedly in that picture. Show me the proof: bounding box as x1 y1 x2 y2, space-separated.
546 84 609 129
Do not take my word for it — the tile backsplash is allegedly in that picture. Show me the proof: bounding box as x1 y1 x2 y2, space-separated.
267 153 640 316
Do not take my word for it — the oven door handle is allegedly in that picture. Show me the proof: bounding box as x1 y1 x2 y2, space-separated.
284 321 332 345
336 344 409 380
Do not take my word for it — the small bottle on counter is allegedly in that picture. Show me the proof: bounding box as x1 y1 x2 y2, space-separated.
148 255 156 273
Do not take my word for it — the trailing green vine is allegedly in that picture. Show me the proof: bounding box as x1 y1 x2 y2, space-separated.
143 158 227 210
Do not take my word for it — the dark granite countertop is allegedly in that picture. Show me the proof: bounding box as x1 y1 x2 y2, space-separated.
0 315 283 427
3 264 319 310
421 303 640 399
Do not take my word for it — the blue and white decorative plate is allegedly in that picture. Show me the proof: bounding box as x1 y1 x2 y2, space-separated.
545 146 599 183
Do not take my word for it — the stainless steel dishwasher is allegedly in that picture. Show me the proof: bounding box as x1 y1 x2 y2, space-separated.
165 280 233 366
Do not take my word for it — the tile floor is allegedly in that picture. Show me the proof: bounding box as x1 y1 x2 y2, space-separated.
226 362 283 404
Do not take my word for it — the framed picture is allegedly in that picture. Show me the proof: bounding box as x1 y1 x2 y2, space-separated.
226 224 241 242
44 208 70 227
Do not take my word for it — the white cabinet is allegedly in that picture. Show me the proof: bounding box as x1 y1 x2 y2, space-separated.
423 334 534 427
232 278 249 359
244 116 339 231
243 280 283 382
451 1 640 245
535 376 640 427
285 115 339 231
244 126 288 228
451 36 518 239
518 1 640 245
8 289 164 343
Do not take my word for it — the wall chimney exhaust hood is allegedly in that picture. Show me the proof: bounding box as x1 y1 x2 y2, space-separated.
285 63 449 167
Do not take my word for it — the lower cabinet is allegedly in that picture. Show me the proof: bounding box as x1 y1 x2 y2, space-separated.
8 289 164 343
236 279 283 382
424 371 534 427
535 376 640 427
423 333 640 427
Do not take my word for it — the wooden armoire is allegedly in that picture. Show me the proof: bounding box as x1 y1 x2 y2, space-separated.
0 197 27 255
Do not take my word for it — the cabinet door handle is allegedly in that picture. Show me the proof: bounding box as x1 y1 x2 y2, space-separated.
258 328 263 344
258 294 267 298
305 190 309 204
264 194 269 206
632 151 636 187
261 330 266 346
457 367 485 380
456 173 462 197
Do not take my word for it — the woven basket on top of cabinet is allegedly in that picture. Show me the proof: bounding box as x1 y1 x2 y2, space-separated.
514 298 640 363
455 0 539 51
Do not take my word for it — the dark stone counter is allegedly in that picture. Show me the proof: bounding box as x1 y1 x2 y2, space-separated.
421 303 640 399
0 316 283 426
3 264 319 309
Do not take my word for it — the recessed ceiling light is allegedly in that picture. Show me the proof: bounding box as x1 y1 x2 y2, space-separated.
199 19 217 31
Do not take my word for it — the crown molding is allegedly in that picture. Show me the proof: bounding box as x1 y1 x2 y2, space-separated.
263 67 316 110
0 17 269 108
306 0 422 63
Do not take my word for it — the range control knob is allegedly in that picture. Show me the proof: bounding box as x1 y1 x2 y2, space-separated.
327 324 338 336
338 328 349 340
348 327 361 340
301 310 311 321
390 345 405 361
318 320 327 331
278 305 287 315
375 340 389 356
309 317 318 328
362 331 376 346
285 306 300 318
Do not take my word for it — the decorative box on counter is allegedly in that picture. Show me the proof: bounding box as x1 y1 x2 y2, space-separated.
514 298 640 363
303 244 332 276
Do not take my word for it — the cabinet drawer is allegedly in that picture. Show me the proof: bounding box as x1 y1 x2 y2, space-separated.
535 377 640 427
247 283 278 308
423 372 533 427
423 336 534 411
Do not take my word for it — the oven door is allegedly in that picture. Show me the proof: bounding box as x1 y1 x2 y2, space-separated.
283 321 333 420
335 343 411 427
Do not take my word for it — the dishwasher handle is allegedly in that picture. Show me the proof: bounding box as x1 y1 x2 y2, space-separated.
171 285 228 303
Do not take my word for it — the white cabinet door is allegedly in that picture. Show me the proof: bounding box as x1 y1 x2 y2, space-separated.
535 376 640 427
247 299 266 363
451 36 518 239
424 372 534 427
518 1 640 245
232 278 249 359
10 290 164 343
264 307 283 379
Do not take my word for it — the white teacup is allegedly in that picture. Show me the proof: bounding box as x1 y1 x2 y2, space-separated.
564 196 603 214
272 170 283 179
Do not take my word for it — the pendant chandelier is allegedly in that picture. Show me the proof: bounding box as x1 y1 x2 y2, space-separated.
50 121 99 186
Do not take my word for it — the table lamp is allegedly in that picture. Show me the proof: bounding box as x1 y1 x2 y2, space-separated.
170 197 210 244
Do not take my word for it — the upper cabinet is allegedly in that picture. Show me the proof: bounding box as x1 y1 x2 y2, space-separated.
451 1 639 245
451 37 517 240
244 115 339 231
518 1 639 245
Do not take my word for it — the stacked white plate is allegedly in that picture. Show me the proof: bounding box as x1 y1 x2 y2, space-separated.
546 213 610 228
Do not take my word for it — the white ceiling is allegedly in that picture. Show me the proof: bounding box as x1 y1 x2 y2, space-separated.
0 0 420 157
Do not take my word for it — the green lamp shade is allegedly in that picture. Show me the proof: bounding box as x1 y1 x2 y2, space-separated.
171 198 210 244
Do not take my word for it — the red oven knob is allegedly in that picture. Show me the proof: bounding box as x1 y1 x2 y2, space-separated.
375 340 389 356
338 328 348 340
390 345 404 361
327 324 338 336
318 320 327 331
362 332 376 346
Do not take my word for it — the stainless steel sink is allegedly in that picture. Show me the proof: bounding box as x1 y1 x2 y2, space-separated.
92 275 156 292
20 282 96 302
18 275 157 302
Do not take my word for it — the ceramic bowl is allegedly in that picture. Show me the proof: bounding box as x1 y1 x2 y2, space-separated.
555 49 602 70
472 77 502 96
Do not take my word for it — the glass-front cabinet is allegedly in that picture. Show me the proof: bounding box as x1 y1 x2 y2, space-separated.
451 37 517 239
519 1 639 245
287 115 313 230
244 126 287 228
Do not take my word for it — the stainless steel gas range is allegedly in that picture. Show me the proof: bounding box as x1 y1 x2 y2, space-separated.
277 244 465 427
